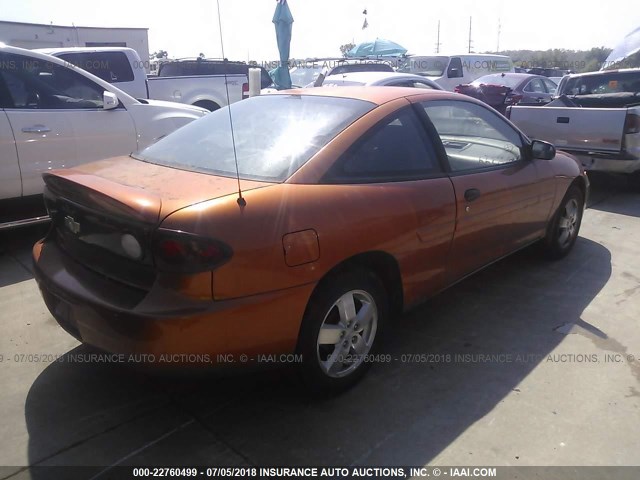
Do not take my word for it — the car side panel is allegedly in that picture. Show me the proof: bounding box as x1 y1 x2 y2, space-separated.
161 181 457 310
6 108 138 196
0 111 21 199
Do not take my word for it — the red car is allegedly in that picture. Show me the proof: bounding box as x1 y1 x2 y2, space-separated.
455 73 558 114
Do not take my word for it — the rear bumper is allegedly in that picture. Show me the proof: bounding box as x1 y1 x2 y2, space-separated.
33 239 315 363
575 153 640 174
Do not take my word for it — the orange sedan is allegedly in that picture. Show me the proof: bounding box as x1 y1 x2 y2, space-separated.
33 88 588 392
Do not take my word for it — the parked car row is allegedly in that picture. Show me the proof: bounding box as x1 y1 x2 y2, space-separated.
38 47 274 111
0 44 207 227
0 38 604 395
454 73 559 114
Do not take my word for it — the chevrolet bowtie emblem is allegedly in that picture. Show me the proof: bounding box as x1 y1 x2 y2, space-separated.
64 215 81 235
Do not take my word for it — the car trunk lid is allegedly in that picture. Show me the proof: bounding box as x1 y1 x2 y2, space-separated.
44 155 271 222
42 156 272 294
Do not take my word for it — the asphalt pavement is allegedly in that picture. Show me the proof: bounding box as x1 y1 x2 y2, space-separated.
0 173 638 478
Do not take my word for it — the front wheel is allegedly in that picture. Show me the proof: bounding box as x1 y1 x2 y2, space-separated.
541 185 585 259
297 269 388 395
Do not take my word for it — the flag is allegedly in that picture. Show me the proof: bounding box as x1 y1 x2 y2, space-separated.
362 18 369 30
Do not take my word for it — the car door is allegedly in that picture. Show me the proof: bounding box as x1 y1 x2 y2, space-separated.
0 109 20 200
419 99 552 281
522 78 552 104
0 52 137 196
324 106 457 305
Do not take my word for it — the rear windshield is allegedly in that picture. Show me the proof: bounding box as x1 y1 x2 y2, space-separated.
133 95 375 182
158 61 246 77
563 71 640 95
472 74 522 89
57 52 135 83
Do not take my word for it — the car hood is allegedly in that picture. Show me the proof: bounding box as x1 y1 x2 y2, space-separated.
139 98 209 115
43 156 272 224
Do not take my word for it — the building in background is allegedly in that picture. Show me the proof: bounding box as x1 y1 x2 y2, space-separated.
0 20 149 65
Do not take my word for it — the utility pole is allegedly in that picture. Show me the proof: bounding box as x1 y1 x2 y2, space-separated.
435 20 441 53
497 18 501 52
468 17 473 54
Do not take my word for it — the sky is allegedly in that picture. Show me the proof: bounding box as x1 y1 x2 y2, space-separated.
1 0 640 62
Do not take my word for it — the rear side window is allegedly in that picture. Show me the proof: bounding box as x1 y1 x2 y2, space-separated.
158 61 249 77
563 72 640 95
524 79 546 93
326 107 442 183
158 62 197 77
58 52 134 83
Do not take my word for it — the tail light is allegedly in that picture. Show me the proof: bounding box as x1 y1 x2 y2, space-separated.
153 229 232 273
242 82 250 100
624 113 640 134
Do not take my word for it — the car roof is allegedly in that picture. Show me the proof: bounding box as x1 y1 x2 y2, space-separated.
476 73 542 79
566 68 640 78
35 47 138 54
295 57 391 64
323 71 439 84
407 53 511 59
268 86 455 105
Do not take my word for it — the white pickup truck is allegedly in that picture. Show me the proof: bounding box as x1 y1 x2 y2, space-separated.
508 69 640 184
37 47 270 111
0 44 208 228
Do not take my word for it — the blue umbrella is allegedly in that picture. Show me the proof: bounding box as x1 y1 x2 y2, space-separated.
272 0 294 89
347 38 408 58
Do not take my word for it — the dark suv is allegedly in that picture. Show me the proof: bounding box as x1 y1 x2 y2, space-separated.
158 59 273 89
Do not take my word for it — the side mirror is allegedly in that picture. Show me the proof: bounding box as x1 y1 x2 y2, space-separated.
103 91 119 110
531 140 556 160
448 68 462 79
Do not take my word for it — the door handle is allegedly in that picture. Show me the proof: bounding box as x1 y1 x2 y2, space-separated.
464 188 481 202
22 125 51 134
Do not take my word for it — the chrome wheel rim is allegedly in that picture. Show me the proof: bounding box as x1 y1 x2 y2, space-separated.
316 290 378 379
557 198 580 249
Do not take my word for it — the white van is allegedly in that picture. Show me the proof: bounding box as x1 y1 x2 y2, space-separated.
398 54 514 91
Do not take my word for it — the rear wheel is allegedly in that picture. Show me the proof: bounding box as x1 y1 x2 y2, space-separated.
297 269 388 394
541 186 584 259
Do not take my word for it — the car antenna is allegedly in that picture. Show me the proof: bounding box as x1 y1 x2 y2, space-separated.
216 0 246 207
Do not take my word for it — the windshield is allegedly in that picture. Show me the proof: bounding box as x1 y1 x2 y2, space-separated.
472 74 522 89
399 56 449 76
563 71 640 95
133 95 375 182
289 66 324 87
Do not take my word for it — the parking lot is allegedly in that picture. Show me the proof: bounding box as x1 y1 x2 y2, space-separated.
0 173 639 477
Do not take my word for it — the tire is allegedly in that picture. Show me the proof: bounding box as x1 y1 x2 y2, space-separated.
541 186 585 260
297 269 388 395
